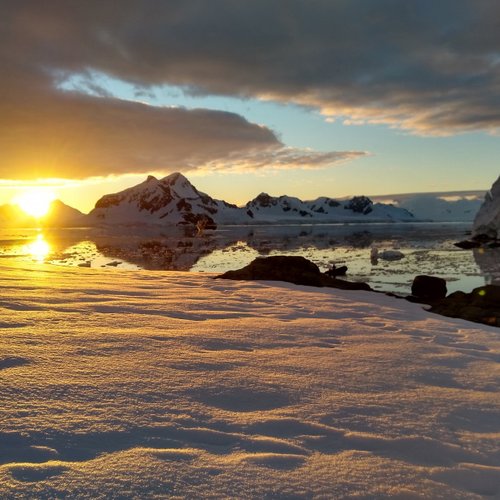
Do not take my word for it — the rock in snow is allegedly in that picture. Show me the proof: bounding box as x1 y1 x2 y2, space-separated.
411 275 448 302
431 284 500 327
473 175 500 240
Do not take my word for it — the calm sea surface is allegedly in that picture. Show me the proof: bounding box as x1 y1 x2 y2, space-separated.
1 223 498 295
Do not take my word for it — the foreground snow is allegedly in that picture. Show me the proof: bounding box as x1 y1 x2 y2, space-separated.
0 261 499 499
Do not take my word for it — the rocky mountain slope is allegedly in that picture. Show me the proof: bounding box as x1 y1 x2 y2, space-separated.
246 193 414 223
473 175 500 239
88 173 414 227
88 173 241 228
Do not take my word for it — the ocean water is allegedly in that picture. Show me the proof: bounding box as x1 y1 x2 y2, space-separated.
0 222 498 295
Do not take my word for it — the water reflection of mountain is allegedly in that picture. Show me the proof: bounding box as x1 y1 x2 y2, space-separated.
473 247 500 285
90 226 356 270
91 223 468 270
93 232 233 270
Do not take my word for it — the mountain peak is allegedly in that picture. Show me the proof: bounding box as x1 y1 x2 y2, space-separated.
162 172 189 185
146 175 158 182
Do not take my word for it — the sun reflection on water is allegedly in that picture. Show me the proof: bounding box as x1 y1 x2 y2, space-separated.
26 234 51 262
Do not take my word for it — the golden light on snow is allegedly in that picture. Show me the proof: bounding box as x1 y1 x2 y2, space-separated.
26 234 51 262
15 188 56 218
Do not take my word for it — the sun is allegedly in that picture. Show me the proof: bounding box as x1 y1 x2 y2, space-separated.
16 189 56 218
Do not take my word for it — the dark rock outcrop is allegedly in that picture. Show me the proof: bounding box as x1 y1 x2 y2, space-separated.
218 256 371 291
344 196 373 214
431 285 500 327
325 265 348 277
411 275 447 302
454 240 482 249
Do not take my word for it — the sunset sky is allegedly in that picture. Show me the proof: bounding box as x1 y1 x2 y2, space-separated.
1 0 499 213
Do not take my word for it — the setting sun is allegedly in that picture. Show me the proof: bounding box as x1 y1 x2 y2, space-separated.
16 189 56 218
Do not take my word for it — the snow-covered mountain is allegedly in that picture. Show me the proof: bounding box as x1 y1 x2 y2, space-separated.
372 191 484 222
245 193 414 223
473 175 500 239
89 174 415 227
88 173 241 227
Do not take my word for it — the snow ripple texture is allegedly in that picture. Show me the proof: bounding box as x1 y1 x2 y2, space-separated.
0 260 499 499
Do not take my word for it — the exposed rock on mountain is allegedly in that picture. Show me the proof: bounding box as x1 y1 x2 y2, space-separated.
245 194 315 220
473 175 500 240
344 196 373 214
245 192 414 223
88 173 240 227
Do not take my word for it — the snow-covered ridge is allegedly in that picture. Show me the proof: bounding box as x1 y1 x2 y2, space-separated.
89 172 241 227
89 172 415 227
473 175 500 239
245 192 414 223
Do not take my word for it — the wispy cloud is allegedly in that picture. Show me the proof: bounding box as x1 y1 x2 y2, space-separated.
197 147 368 173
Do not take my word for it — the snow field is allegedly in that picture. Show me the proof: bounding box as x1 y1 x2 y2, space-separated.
0 260 499 498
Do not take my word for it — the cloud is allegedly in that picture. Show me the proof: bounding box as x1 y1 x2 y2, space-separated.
2 0 498 180
197 148 367 173
4 0 499 136
0 1 369 180
0 85 363 179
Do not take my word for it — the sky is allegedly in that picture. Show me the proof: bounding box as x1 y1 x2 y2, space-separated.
1 0 499 213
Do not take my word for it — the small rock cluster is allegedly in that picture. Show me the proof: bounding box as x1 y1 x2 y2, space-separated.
430 286 500 327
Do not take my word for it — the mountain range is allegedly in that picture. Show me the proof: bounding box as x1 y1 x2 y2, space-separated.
0 173 486 228
87 172 415 227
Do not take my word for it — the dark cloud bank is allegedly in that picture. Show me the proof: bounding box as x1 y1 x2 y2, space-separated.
2 0 498 179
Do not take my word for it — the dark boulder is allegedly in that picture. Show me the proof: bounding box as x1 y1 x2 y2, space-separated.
454 240 481 249
473 233 496 243
431 285 500 327
218 256 371 291
325 265 348 277
411 275 447 302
